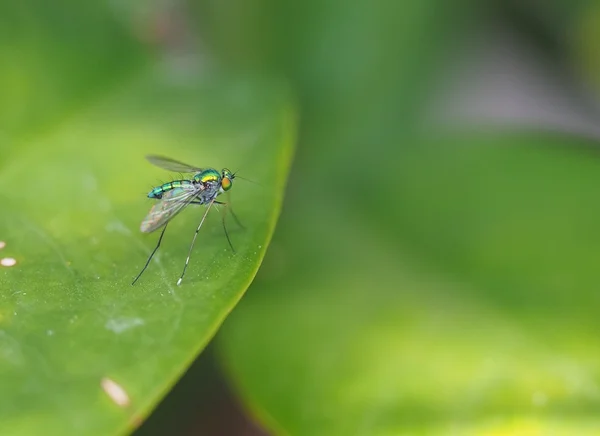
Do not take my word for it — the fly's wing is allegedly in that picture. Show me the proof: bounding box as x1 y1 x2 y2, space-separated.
146 155 203 173
140 184 202 233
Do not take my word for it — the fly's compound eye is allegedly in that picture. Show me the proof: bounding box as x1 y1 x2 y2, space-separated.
221 177 232 191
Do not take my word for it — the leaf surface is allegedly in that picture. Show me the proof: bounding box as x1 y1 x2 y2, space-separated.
0 51 295 436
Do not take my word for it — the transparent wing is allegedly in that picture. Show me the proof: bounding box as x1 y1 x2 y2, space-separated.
140 185 202 233
146 155 203 173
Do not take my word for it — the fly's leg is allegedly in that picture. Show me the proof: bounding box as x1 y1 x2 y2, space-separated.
214 198 247 253
177 199 215 286
226 191 245 230
215 194 245 230
215 201 235 253
190 200 240 253
132 223 168 285
227 205 245 230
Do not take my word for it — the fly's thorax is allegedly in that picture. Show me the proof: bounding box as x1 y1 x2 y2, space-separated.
193 169 220 184
191 168 220 200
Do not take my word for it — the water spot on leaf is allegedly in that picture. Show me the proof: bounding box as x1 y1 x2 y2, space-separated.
101 377 130 407
105 317 145 334
0 241 5 249
1 258 17 267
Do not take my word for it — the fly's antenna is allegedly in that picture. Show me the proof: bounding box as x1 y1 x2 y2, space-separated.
233 172 261 187
230 160 261 186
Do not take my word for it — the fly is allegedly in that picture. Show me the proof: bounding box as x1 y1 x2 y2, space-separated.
132 155 243 286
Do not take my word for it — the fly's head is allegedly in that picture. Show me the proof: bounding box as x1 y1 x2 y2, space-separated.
220 168 234 192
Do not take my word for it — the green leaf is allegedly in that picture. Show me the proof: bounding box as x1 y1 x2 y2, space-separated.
0 46 296 436
219 136 600 435
0 1 147 147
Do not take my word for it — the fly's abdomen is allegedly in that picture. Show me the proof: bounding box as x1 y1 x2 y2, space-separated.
148 180 193 199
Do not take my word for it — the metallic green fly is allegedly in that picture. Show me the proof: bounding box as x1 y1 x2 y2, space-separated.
132 155 243 286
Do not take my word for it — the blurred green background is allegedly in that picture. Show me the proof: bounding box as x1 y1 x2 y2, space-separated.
3 0 600 434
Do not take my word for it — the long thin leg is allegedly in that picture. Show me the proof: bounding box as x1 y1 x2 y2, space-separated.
214 200 245 253
192 200 240 253
192 198 243 229
220 206 235 253
228 206 245 230
214 200 245 230
177 199 215 286
227 191 245 230
132 223 168 285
